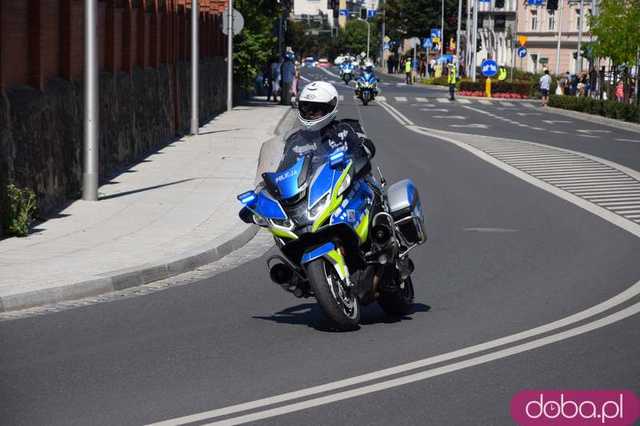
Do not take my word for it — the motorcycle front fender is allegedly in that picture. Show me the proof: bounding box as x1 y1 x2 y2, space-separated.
300 242 349 281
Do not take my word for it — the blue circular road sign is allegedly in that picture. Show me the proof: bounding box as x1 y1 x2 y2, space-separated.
481 59 498 77
517 47 528 58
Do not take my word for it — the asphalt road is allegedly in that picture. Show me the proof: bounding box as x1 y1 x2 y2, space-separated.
1 66 639 426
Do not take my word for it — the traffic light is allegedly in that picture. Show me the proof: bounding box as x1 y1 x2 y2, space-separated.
547 0 558 10
495 0 505 8
360 8 367 20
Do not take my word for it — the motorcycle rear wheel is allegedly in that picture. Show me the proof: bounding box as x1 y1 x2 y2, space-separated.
306 258 360 330
378 276 415 316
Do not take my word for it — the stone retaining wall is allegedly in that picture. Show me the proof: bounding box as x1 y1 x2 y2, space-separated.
0 58 227 235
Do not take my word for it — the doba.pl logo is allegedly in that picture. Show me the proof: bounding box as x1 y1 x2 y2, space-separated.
511 390 640 425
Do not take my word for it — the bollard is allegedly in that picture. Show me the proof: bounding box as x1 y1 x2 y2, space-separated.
485 77 492 98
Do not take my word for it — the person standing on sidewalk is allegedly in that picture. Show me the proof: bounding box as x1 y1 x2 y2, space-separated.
404 57 413 84
270 58 281 103
280 52 296 106
539 69 552 107
447 63 457 101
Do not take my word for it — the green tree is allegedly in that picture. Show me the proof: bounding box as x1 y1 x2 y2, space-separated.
589 0 640 101
336 20 380 60
383 0 461 50
233 0 280 89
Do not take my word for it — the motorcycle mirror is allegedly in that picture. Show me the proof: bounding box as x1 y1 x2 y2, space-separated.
362 138 376 159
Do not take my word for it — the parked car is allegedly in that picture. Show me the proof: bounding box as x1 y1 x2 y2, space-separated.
303 57 317 68
317 58 330 68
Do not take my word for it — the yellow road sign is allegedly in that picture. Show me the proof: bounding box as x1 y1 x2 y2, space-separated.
498 67 507 81
518 35 527 46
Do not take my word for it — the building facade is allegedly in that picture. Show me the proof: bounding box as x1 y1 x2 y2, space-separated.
515 0 593 75
476 0 518 68
292 0 334 27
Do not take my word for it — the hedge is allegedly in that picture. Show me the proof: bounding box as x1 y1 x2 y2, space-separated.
459 78 558 98
548 95 640 124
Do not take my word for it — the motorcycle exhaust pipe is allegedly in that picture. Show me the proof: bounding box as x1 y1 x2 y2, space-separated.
269 263 293 285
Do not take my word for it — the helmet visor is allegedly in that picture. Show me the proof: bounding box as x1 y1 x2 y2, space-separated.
298 98 337 121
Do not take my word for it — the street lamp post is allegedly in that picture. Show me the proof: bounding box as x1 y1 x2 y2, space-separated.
226 0 233 112
554 0 564 76
471 0 479 81
191 0 199 135
83 0 98 201
576 0 584 75
456 0 462 67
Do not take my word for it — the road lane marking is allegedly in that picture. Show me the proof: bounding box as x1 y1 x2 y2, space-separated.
433 115 465 119
551 130 568 134
338 95 344 101
415 97 430 102
499 102 515 107
149 299 640 426
436 98 449 103
420 108 448 112
378 101 414 126
319 67 340 79
450 124 489 129
543 120 572 124
516 112 542 116
375 96 386 102
616 138 640 143
394 96 408 102
478 100 491 105
457 99 471 104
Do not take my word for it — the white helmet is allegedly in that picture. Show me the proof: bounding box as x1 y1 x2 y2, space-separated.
297 81 339 131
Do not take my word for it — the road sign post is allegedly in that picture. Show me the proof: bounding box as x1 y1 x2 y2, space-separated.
191 0 199 135
83 0 98 201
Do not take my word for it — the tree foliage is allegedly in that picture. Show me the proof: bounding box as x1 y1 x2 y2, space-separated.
589 0 640 66
336 20 380 58
233 0 280 88
383 0 461 48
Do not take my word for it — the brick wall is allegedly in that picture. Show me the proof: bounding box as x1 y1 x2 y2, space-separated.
0 0 230 232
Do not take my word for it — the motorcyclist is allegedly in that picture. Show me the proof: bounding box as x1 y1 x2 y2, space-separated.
355 62 379 98
277 81 374 185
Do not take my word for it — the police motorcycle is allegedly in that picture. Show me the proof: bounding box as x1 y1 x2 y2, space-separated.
340 61 355 85
355 65 379 106
237 82 426 330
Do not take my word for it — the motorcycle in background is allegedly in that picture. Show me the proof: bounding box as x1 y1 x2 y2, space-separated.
355 72 378 106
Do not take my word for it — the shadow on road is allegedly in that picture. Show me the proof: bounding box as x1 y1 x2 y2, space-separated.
253 302 431 332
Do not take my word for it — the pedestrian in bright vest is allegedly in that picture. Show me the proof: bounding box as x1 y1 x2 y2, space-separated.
447 63 457 100
404 58 412 85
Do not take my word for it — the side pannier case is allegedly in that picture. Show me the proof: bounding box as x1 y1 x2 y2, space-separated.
386 179 426 246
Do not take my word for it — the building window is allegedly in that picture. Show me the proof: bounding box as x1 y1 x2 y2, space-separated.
495 15 506 32
530 10 538 31
548 10 556 31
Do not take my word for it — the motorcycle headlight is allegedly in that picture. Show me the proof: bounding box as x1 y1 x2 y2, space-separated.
308 193 330 220
337 174 352 196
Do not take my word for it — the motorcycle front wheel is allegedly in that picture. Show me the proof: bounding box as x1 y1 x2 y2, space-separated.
361 94 369 106
306 258 360 330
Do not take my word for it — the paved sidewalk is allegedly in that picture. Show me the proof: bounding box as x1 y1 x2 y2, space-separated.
0 99 293 312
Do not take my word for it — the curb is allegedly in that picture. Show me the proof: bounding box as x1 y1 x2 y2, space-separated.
545 107 640 135
0 106 295 313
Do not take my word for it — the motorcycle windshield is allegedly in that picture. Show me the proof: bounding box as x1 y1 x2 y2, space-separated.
263 156 310 200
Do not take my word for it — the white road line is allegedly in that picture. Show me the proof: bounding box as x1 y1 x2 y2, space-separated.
457 99 471 104
477 99 491 105
561 183 640 191
506 159 596 166
378 101 414 126
376 96 387 102
522 103 536 108
616 138 640 143
627 214 640 218
599 200 640 207
572 186 640 195
415 97 430 102
394 96 408 102
581 190 640 197
499 102 515 107
516 112 542 116
450 124 489 129
152 301 640 426
551 130 569 134
436 98 449 103
587 196 640 202
545 178 634 186
543 120 572 124
421 108 449 112
433 115 465 119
